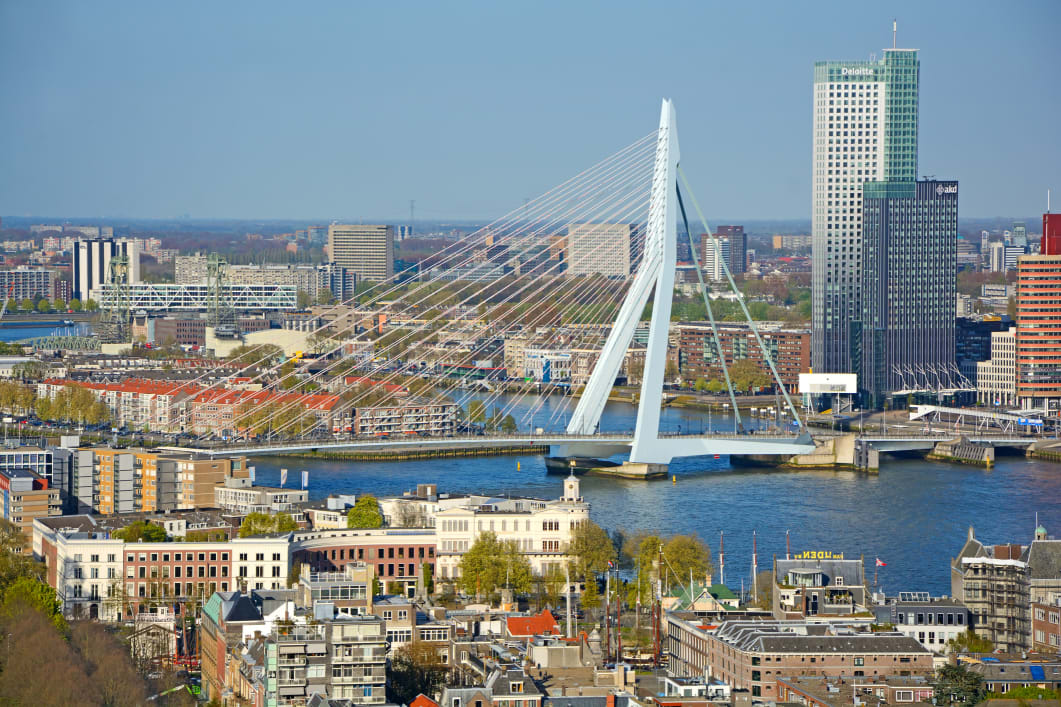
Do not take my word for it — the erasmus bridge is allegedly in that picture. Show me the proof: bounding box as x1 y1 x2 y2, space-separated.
165 100 819 469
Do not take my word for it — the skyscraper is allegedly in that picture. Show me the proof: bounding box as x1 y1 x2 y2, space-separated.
859 180 957 406
566 222 631 278
713 225 746 275
812 48 920 374
327 224 395 282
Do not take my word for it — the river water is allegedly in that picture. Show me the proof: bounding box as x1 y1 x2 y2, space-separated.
239 394 1058 597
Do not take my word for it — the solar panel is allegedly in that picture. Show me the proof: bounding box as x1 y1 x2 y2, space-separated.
1030 665 1045 681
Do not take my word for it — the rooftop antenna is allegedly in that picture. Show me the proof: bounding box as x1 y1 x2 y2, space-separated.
892 19 897 49
409 199 415 238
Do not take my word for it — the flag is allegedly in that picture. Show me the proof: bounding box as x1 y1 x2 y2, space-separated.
280 468 288 487
875 558 887 567
607 560 614 569
301 470 308 490
248 466 256 483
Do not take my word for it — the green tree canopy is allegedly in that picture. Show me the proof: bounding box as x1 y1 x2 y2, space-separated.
728 358 771 392
239 511 298 538
347 495 383 528
68 298 82 312
933 662 985 706
457 531 532 597
567 520 615 581
112 520 168 543
1 576 66 632
946 629 994 655
36 298 51 313
663 534 713 586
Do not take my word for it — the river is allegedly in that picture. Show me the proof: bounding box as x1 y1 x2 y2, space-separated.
239 394 1058 597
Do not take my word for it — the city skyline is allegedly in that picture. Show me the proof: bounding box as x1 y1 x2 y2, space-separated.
1 1 1057 221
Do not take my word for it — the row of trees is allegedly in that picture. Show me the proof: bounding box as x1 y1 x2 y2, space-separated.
0 381 112 425
6 297 96 313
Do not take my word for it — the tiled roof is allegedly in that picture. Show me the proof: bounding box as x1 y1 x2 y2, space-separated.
506 609 560 637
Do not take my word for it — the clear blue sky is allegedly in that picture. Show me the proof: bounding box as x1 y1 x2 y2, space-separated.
1 0 1057 222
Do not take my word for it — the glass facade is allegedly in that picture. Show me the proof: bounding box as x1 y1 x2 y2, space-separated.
812 49 920 376
859 180 958 406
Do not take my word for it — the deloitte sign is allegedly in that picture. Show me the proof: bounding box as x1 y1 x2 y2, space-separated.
840 66 876 78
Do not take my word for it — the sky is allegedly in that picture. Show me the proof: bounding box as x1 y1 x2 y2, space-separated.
1 1 1058 222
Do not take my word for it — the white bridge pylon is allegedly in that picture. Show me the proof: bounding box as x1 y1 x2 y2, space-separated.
566 99 814 464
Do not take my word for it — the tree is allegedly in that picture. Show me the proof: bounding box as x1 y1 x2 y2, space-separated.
239 511 297 537
36 298 51 313
499 414 517 433
387 640 449 705
112 520 168 543
933 662 985 705
297 290 313 310
457 531 532 597
568 521 615 581
581 574 600 610
1 576 66 632
706 379 726 394
11 361 46 381
53 299 66 312
316 289 335 306
347 495 383 528
751 570 773 609
663 534 713 587
729 358 771 392
694 378 708 393
68 298 82 312
946 629 993 655
19 298 34 312
84 298 99 311
467 399 486 424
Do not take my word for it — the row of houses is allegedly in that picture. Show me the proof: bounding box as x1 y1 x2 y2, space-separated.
34 378 458 437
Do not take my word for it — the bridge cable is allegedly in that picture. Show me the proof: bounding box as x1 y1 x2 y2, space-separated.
676 182 744 433
677 166 805 433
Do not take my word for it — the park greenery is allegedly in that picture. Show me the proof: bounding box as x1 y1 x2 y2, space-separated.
945 629 994 655
456 531 532 597
238 511 299 537
624 532 713 606
0 519 182 705
346 495 384 528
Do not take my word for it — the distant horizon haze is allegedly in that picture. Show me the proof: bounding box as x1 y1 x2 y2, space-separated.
1 1 1057 221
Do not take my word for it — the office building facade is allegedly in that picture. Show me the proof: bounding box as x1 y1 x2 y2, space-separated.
812 48 919 374
72 237 140 301
712 225 746 275
859 180 957 406
565 222 631 278
327 225 394 282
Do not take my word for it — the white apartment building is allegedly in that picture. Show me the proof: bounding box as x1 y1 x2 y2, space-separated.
434 475 589 579
566 222 631 278
977 327 1017 407
34 515 292 620
701 237 731 282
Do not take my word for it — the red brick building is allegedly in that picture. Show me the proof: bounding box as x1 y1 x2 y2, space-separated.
677 322 810 390
293 528 436 592
1032 600 1061 652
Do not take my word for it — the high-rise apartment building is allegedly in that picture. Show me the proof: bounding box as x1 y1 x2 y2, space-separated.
327 225 394 282
0 268 55 302
1015 214 1061 411
72 238 140 301
565 222 631 277
812 48 919 374
859 180 957 405
700 235 731 281
712 225 746 275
